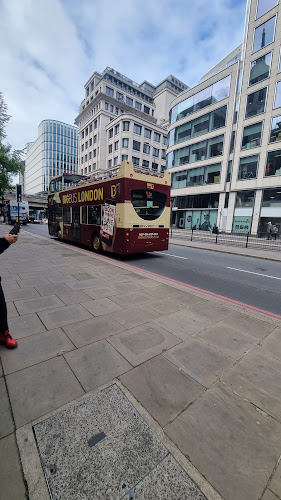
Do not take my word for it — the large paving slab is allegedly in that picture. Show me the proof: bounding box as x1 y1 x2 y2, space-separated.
164 338 235 387
14 294 65 315
110 282 144 294
32 384 206 500
55 289 91 305
6 356 84 428
120 356 205 427
62 316 125 347
165 382 281 500
4 286 40 302
68 278 111 290
110 304 161 329
7 301 19 318
82 297 122 316
144 283 180 299
262 490 280 500
164 289 206 307
34 283 73 297
47 275 78 284
222 351 281 421
17 277 52 288
154 308 211 340
0 377 14 438
225 310 276 339
1 328 75 375
269 460 281 498
83 286 119 299
260 327 281 362
0 434 27 499
110 291 152 308
108 323 181 366
1 280 20 290
8 313 46 339
197 321 257 360
192 300 233 323
37 304 92 330
146 297 187 315
64 340 131 391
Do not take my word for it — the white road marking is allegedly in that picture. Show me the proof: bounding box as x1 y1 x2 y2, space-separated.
227 267 281 280
155 252 189 260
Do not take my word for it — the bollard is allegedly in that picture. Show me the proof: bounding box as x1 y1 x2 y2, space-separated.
246 232 249 248
191 229 193 241
216 235 218 244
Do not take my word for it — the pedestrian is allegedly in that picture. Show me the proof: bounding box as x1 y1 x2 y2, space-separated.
267 221 273 240
272 224 278 240
0 234 18 348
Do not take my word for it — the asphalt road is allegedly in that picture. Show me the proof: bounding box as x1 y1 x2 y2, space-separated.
22 223 281 316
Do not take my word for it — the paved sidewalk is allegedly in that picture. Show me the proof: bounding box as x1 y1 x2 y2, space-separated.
1 226 281 500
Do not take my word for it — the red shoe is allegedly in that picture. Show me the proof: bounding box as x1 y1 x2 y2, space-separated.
0 330 18 348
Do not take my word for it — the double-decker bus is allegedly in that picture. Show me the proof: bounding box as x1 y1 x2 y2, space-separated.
48 161 170 255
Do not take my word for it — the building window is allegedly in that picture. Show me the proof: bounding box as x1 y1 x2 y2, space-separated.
122 138 129 148
90 124 93 133
163 136 168 145
122 154 128 161
82 130 84 139
81 157 84 164
144 105 150 114
134 124 142 135
245 88 267 118
110 104 114 112
105 102 108 110
115 124 120 134
242 122 262 149
153 147 159 157
144 128 151 139
114 141 119 151
152 162 158 170
109 128 113 138
116 92 123 100
235 191 255 207
91 81 94 91
171 75 231 124
84 154 87 162
135 101 142 111
126 96 133 106
265 149 281 176
94 135 97 143
86 87 89 96
85 127 88 136
262 188 281 207
93 163 96 170
249 53 272 85
275 81 281 109
89 152 92 160
154 132 160 142
109 144 112 153
172 163 221 188
227 160 232 182
94 120 97 129
168 134 224 168
94 149 96 157
89 138 92 146
115 107 119 115
108 159 112 168
106 86 114 97
114 157 118 166
88 165 91 173
85 141 88 149
82 144 84 152
85 167 88 174
161 150 166 160
253 16 276 53
142 160 149 167
133 140 141 151
132 156 140 165
143 143 150 154
80 169 83 175
238 155 258 180
123 121 130 132
257 0 278 18
270 115 281 143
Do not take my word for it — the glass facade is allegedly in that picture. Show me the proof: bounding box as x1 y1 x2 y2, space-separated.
171 163 221 188
270 115 281 143
245 88 267 117
265 149 281 176
253 16 276 53
168 135 224 168
241 122 262 149
249 53 272 85
169 106 227 146
275 82 281 108
170 75 231 123
262 188 281 206
256 0 278 18
236 191 255 207
238 155 259 179
43 120 78 192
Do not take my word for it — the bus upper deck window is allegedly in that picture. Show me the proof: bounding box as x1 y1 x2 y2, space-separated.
50 180 55 193
55 178 62 191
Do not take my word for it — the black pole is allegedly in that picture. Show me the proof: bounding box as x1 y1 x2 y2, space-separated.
18 201 19 225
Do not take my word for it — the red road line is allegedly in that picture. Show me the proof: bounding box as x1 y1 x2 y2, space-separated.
24 231 281 321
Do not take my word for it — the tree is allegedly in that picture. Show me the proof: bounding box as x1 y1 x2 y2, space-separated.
0 92 23 198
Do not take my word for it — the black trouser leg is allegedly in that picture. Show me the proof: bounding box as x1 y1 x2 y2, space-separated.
0 280 8 334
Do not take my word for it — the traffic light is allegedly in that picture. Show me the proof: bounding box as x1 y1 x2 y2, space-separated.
16 184 22 202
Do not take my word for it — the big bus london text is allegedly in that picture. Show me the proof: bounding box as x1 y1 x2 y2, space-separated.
48 161 170 255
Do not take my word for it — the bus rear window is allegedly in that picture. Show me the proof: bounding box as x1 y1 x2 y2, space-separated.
131 189 167 221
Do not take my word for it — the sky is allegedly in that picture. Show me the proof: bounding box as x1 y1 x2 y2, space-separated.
0 0 246 152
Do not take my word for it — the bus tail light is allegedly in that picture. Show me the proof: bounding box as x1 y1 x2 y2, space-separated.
125 231 129 237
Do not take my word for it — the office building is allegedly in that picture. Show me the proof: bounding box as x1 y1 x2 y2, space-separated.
167 0 281 234
75 67 188 176
24 120 78 194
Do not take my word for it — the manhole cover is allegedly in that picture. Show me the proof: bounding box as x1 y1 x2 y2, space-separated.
33 384 206 499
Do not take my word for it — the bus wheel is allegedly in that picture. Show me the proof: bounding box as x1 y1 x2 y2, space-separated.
92 233 102 253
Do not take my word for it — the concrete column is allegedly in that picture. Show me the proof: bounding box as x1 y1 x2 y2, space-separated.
225 192 236 232
217 193 226 231
251 189 262 234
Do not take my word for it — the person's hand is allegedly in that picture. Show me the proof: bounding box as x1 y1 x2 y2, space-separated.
4 234 18 245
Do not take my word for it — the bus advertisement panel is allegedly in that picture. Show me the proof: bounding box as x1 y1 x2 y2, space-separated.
48 161 170 255
7 201 29 224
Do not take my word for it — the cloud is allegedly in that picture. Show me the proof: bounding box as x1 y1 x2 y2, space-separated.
0 0 246 150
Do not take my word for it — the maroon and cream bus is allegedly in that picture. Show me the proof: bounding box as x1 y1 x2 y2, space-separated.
48 161 170 255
